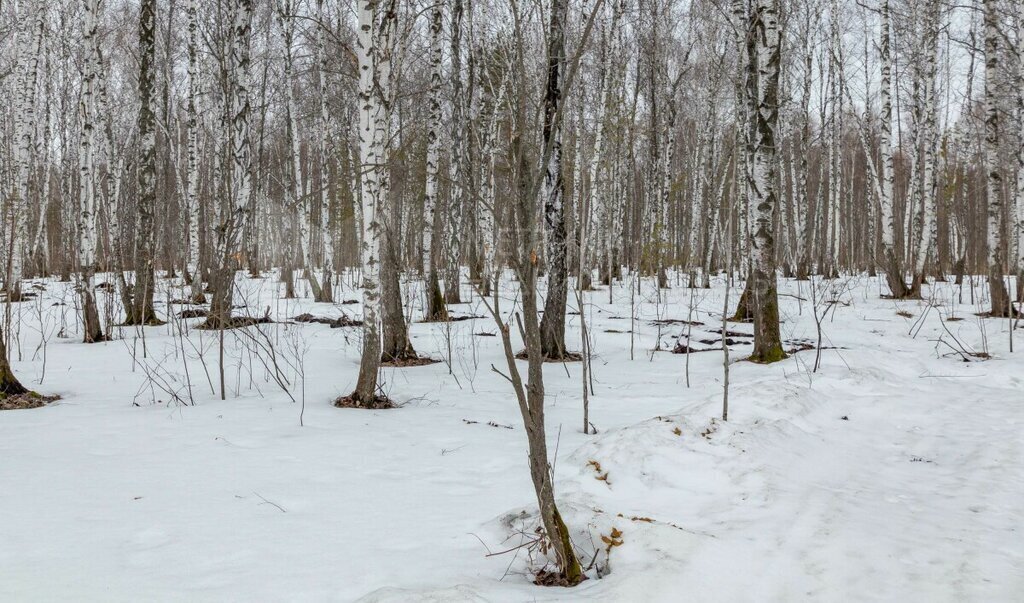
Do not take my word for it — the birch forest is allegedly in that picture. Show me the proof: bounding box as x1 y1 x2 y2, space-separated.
1 0 1022 599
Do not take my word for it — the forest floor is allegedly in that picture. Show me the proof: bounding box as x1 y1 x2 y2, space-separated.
0 271 1021 601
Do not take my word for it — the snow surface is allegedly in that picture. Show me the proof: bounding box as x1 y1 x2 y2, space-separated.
1 271 1021 602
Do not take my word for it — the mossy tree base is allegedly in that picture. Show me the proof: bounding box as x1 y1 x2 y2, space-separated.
750 267 786 364
748 346 788 364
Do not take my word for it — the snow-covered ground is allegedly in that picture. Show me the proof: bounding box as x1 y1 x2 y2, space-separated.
1 271 1021 602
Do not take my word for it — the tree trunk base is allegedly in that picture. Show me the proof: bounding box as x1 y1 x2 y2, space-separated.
0 370 30 397
0 391 60 411
425 272 448 321
381 354 439 367
516 349 583 362
3 281 31 302
445 282 463 304
333 392 395 409
120 313 166 327
748 346 788 364
282 266 297 299
579 270 594 291
987 273 1016 318
883 270 918 300
656 266 669 289
82 287 107 344
307 269 334 303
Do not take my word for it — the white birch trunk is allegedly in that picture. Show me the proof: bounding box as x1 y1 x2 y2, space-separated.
915 3 939 277
1017 1 1024 279
447 0 465 296
351 0 396 400
423 0 443 275
749 0 784 360
317 0 334 283
79 0 99 275
9 4 44 294
984 0 1011 314
206 0 254 326
732 0 750 270
186 0 201 282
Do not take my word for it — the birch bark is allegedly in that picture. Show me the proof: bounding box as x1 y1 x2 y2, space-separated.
204 0 254 328
422 0 447 320
984 0 1013 316
347 0 397 404
538 0 571 359
78 0 104 343
128 0 161 325
8 4 44 301
748 0 785 363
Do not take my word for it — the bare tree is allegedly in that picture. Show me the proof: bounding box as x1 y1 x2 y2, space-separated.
126 0 161 326
539 0 572 360
422 0 448 321
203 0 254 329
78 0 105 343
342 0 398 407
185 0 205 304
984 0 1013 317
747 0 785 363
8 2 45 302
445 0 465 304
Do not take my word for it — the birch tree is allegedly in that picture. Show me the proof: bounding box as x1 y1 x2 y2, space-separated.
422 0 447 321
748 0 785 363
7 2 45 302
204 0 254 329
78 0 104 343
1016 0 1024 300
984 0 1013 316
879 0 915 298
538 0 572 360
341 0 398 407
445 0 465 304
731 0 755 321
185 0 204 304
912 0 940 292
126 0 161 326
315 0 335 303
